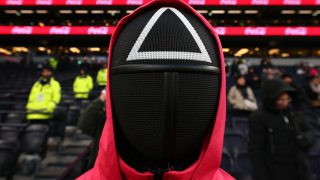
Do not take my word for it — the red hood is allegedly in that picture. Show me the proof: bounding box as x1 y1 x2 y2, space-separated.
78 0 234 179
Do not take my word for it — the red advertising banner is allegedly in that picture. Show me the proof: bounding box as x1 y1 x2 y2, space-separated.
0 26 320 36
0 0 319 5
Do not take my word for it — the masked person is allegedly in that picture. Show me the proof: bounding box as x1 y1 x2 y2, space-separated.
73 68 93 99
26 66 61 121
96 63 108 90
249 80 314 180
78 0 234 179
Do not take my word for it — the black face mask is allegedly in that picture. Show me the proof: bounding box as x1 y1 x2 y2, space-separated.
110 7 221 172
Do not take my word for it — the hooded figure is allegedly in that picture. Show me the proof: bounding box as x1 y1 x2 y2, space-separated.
249 80 314 180
78 0 233 179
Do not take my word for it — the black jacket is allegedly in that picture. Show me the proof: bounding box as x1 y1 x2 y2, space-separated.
77 98 106 167
246 72 261 90
249 80 315 180
290 83 308 111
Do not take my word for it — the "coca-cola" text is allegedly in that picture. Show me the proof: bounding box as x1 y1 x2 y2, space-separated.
87 27 109 35
11 26 33 34
49 27 71 34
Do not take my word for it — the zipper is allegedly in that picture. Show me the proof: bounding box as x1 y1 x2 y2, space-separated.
268 128 275 155
283 116 289 124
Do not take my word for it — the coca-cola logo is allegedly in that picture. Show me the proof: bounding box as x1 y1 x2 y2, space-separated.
188 0 206 5
214 27 226 35
126 0 142 5
244 27 266 35
87 27 108 35
283 0 301 5
284 27 307 36
251 0 269 5
6 0 22 5
11 26 33 34
49 27 71 35
96 0 112 4
35 0 52 5
65 0 82 5
220 0 237 5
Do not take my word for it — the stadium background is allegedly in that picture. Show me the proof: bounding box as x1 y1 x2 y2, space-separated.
0 0 320 179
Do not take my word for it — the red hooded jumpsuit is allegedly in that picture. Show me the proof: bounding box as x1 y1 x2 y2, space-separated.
78 0 234 179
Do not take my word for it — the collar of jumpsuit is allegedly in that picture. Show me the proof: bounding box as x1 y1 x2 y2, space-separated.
77 0 233 179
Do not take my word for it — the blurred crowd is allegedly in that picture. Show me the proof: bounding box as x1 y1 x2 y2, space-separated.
1 56 320 179
227 58 320 115
226 58 320 180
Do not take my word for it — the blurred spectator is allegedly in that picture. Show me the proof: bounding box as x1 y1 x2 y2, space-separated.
296 62 307 75
281 74 307 111
225 61 231 76
96 63 108 90
231 59 240 76
306 75 320 108
246 67 261 90
261 66 280 83
228 75 258 117
73 68 93 99
260 58 273 71
26 66 61 122
81 57 92 71
77 90 106 168
273 67 283 77
249 80 314 180
308 67 319 77
48 57 58 70
238 59 248 75
57 56 71 72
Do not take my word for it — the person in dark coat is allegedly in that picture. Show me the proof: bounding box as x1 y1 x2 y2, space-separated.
77 90 106 168
260 58 273 71
246 67 261 89
249 79 315 180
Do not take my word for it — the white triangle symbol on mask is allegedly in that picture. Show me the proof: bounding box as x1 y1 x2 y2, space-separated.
126 7 212 63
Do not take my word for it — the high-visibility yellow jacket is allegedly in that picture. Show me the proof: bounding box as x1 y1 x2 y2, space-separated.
26 77 61 120
96 68 107 86
73 75 93 99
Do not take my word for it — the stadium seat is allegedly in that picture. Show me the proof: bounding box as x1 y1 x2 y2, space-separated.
309 135 320 155
221 148 234 172
309 136 320 179
4 113 24 124
50 106 68 138
21 124 49 156
80 100 91 109
0 127 21 141
235 152 253 180
233 119 249 137
309 153 320 179
232 116 249 123
224 130 248 154
66 105 81 126
0 140 20 178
